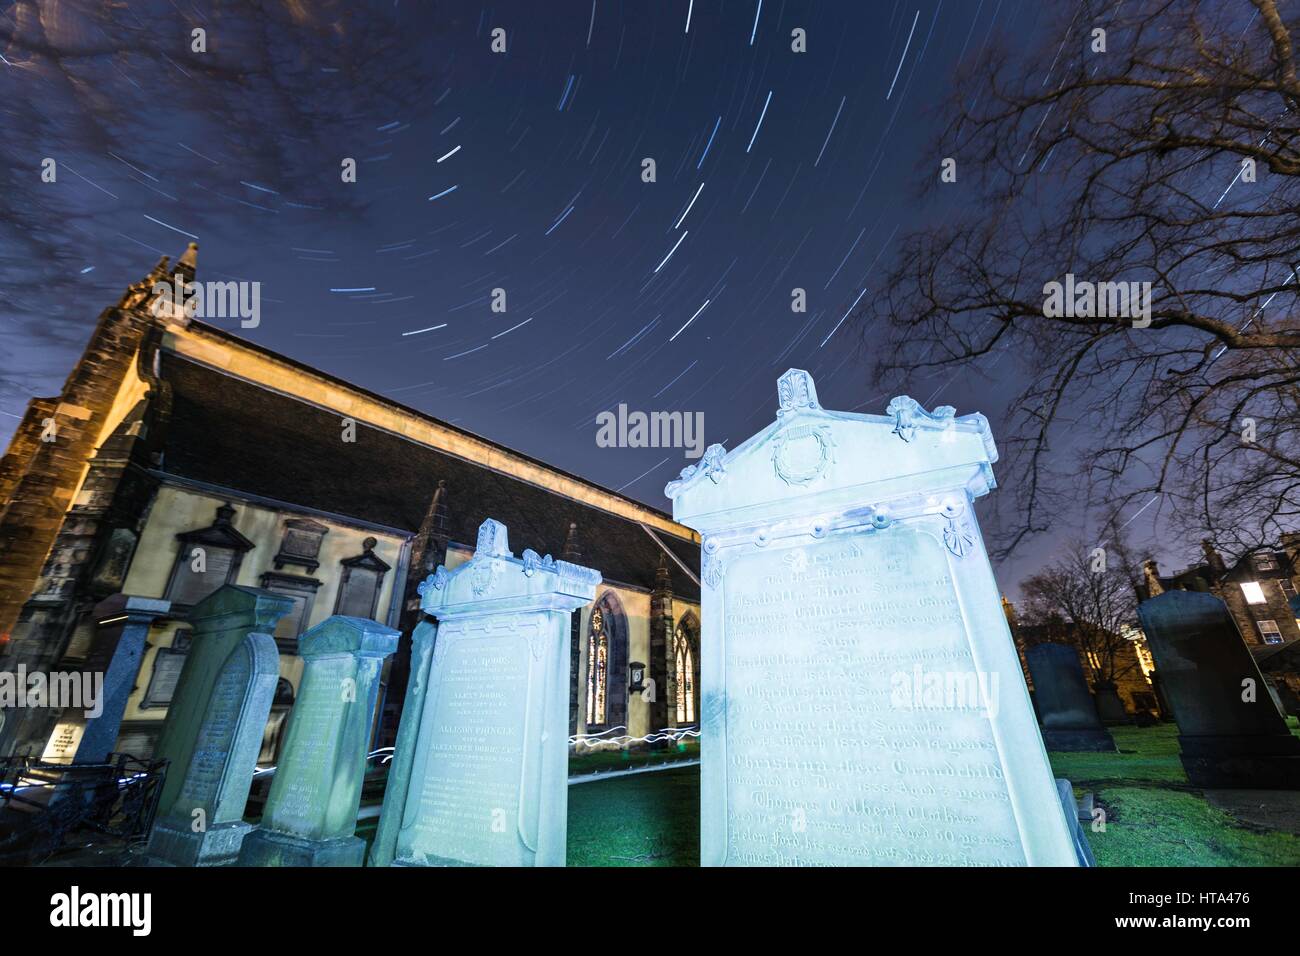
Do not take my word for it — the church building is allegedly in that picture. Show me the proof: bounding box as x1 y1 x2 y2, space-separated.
0 246 701 763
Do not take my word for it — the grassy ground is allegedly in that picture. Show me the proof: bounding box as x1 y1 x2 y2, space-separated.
349 745 701 866
1049 721 1300 867
352 723 1300 866
567 765 699 866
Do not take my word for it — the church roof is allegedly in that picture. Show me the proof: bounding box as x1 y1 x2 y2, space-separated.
155 349 700 598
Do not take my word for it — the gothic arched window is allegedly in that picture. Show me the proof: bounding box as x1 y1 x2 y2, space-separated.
673 626 696 723
586 606 609 726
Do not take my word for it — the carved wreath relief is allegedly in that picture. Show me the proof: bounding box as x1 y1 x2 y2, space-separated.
771 422 835 486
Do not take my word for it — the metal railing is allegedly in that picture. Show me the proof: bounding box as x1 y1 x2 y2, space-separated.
0 753 168 865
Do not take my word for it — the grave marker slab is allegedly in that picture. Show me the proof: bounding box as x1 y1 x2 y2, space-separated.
378 519 599 867
146 629 281 865
367 619 436 868
151 586 293 815
238 616 398 866
1024 644 1116 752
666 369 1082 866
1138 590 1300 788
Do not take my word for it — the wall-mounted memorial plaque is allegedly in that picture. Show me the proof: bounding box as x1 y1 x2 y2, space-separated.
141 629 192 710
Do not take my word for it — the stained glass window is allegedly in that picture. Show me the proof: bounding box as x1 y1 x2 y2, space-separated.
586 607 608 726
674 626 695 723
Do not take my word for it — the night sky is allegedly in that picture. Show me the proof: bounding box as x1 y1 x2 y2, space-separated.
2 1 1144 594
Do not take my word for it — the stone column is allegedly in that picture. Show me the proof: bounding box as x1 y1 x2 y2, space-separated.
384 519 600 867
379 480 451 748
239 615 398 866
562 521 583 735
647 554 673 739
65 595 172 763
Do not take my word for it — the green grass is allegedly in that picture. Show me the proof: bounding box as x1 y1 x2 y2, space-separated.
352 723 1300 866
1049 722 1300 866
1075 787 1300 866
566 765 699 866
351 751 702 866
1048 722 1186 784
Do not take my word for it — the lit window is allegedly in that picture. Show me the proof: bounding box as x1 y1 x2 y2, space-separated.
1258 620 1283 644
1241 581 1267 605
585 607 608 727
673 627 695 724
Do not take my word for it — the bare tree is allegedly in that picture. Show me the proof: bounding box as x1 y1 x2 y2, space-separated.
1018 541 1143 691
854 0 1300 563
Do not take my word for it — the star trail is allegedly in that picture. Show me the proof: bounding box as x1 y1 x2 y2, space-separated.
0 0 1085 589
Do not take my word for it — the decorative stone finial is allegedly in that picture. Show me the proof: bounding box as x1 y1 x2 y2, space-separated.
562 521 582 563
475 518 511 558
885 396 956 443
664 443 729 499
179 242 198 271
777 369 820 416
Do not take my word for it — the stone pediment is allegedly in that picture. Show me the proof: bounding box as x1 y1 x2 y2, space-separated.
418 518 601 619
665 368 998 532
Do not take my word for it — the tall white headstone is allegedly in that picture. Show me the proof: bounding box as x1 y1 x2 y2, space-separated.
382 519 600 867
666 369 1081 866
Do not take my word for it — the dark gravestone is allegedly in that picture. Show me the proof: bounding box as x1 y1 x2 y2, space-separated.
1092 683 1131 724
1024 644 1115 752
1276 683 1300 718
1138 591 1300 789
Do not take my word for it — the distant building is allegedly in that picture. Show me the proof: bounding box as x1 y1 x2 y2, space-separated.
1139 537 1300 713
0 247 701 762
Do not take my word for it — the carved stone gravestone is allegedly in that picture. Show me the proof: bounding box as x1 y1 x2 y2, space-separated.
146 630 281 865
377 519 600 867
238 616 398 866
666 369 1083 866
1137 590 1300 788
152 585 293 816
367 619 436 868
1024 644 1116 752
